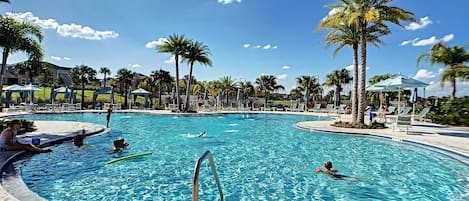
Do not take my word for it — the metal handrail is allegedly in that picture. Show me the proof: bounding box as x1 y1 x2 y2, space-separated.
192 151 224 201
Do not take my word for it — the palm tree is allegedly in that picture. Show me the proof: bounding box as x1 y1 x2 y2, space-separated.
318 20 389 124
238 81 255 101
157 34 190 111
69 65 96 109
219 76 237 106
367 74 393 106
0 16 43 104
296 75 320 108
182 40 212 111
116 68 135 109
150 69 173 106
0 0 10 4
99 67 111 88
321 0 415 124
323 69 352 106
255 75 285 107
417 43 469 100
14 60 50 85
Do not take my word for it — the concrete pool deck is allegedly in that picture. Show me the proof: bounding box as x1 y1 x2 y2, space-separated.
0 110 467 200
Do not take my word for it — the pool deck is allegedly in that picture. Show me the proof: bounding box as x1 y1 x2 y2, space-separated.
0 110 468 200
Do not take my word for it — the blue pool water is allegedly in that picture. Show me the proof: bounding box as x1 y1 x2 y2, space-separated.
16 113 469 200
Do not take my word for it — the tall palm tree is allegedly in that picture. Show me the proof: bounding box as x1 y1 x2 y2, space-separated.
296 75 320 108
116 68 135 109
157 34 190 111
255 75 285 107
0 16 43 104
182 40 212 111
69 65 96 109
238 81 255 101
321 0 415 124
318 20 389 124
99 67 111 88
323 69 352 106
417 43 469 100
219 76 237 106
150 69 173 106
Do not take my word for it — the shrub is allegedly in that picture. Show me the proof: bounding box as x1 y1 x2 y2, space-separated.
425 97 469 126
331 121 387 129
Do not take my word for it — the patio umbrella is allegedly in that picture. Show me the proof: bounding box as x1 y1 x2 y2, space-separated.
22 84 41 104
410 88 418 117
50 85 55 104
171 87 175 105
373 75 428 113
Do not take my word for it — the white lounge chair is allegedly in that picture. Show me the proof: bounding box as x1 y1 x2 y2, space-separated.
413 108 430 122
393 115 412 134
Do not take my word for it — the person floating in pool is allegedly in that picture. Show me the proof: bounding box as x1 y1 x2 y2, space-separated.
316 161 349 179
110 138 129 152
0 120 52 153
198 130 207 138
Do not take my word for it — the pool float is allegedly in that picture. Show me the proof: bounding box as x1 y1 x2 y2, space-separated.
107 152 152 164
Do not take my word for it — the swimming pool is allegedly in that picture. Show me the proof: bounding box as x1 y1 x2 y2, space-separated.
14 113 469 200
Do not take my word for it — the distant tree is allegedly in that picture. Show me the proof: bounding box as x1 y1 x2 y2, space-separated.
238 81 255 100
296 75 320 107
157 34 190 111
15 60 50 85
99 67 111 88
116 68 135 108
323 69 351 106
150 69 173 106
417 43 469 100
69 65 96 109
182 40 212 111
219 76 237 106
255 75 285 107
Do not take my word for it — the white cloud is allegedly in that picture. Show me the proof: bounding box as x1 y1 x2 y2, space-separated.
63 57 71 61
254 45 261 49
263 44 271 49
438 68 445 75
272 46 278 49
414 69 436 79
7 12 118 40
401 34 455 47
281 65 290 70
128 64 142 68
164 55 183 64
345 64 370 71
50 56 61 61
217 0 241 5
277 74 288 80
405 16 432 31
145 38 168 48
425 81 469 97
243 43 250 48
321 8 343 22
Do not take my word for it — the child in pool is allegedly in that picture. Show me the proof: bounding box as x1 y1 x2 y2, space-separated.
316 161 348 179
110 138 129 152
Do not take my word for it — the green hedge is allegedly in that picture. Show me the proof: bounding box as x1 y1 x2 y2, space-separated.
425 97 469 126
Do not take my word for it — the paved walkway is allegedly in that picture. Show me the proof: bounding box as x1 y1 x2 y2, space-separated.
0 110 467 200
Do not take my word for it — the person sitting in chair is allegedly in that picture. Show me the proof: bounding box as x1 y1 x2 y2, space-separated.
0 120 51 153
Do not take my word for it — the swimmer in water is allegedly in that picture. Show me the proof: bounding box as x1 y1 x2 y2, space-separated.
316 161 349 179
198 130 207 138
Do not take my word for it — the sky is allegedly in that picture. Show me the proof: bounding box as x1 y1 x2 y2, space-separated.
1 0 468 97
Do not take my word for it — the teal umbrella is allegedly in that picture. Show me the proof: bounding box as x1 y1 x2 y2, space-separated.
373 75 428 113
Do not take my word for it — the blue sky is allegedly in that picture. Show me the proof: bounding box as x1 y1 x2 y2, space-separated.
1 0 468 97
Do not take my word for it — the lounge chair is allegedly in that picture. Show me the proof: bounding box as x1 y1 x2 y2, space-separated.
321 104 334 113
307 103 321 112
413 108 430 122
393 115 412 134
294 103 305 112
285 103 298 112
398 107 411 115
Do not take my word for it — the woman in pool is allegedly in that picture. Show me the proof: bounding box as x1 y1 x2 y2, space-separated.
316 161 348 179
0 120 51 153
110 138 129 152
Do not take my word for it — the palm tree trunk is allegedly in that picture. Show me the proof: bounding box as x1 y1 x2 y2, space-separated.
264 92 268 107
81 81 85 109
0 49 10 104
336 85 341 106
358 24 367 124
175 55 181 111
352 44 359 124
103 73 107 88
158 83 162 106
450 79 456 100
185 63 194 112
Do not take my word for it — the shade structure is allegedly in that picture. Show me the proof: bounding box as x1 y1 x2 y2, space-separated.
131 88 152 108
53 87 77 103
92 88 114 109
236 88 241 102
203 89 209 100
373 75 429 113
21 84 41 104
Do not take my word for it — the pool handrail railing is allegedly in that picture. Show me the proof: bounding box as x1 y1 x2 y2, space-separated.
192 150 224 201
